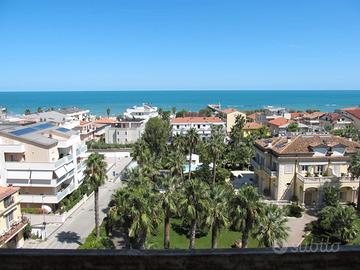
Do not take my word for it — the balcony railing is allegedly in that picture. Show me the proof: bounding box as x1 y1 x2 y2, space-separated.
264 167 277 177
0 216 28 247
297 172 359 184
250 159 261 170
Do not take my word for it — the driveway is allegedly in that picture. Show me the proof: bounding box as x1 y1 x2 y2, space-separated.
283 212 317 247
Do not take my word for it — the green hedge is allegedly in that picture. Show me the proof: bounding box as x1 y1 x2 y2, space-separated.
79 222 114 249
57 183 93 214
22 207 43 214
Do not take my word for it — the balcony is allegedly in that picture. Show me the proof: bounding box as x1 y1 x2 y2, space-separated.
20 183 76 204
0 216 28 248
250 159 261 170
0 144 25 153
296 172 359 185
264 167 277 178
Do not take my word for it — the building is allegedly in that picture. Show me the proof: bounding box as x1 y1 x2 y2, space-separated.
252 135 360 206
246 112 261 122
58 107 90 122
338 107 360 130
105 118 145 144
319 113 352 130
73 121 96 142
24 111 80 129
0 186 27 248
242 122 264 137
0 122 87 210
170 117 225 140
124 104 158 121
218 108 246 133
256 106 291 124
0 107 7 120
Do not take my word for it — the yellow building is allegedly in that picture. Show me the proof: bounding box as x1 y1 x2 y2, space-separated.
252 135 360 207
242 122 264 137
219 108 246 133
0 186 27 248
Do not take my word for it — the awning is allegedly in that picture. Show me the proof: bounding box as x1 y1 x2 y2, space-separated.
299 162 328 166
65 163 74 172
55 166 67 178
7 170 30 179
31 171 53 180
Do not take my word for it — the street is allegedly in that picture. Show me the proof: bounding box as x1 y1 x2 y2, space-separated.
24 156 132 249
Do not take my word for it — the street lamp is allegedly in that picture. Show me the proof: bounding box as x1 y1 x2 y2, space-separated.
40 194 46 240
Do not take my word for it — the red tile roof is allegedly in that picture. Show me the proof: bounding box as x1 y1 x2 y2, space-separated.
321 112 341 122
343 108 360 120
290 112 303 119
243 122 263 130
221 108 238 114
0 186 19 201
303 112 326 119
268 117 291 127
247 112 260 120
171 117 224 124
95 118 118 124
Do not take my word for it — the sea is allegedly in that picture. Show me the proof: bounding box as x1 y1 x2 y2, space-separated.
0 90 359 117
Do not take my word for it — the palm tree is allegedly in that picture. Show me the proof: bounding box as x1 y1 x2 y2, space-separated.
132 139 151 166
186 128 199 181
24 108 31 115
166 150 186 179
84 152 108 238
207 183 233 248
207 126 225 184
349 150 360 210
37 107 43 113
172 133 186 153
179 178 210 249
171 106 176 115
106 107 111 117
254 204 289 247
230 185 264 248
158 175 180 249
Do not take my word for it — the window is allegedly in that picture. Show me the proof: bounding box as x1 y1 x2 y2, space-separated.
197 124 200 129
284 164 294 174
4 196 14 208
333 165 340 176
5 211 14 229
176 125 179 129
315 165 323 175
301 165 309 172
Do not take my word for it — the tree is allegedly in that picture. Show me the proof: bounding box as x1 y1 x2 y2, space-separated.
142 117 170 159
254 204 289 247
84 152 108 238
230 185 264 248
287 122 299 132
332 125 359 141
37 107 43 113
349 150 360 210
24 108 31 115
207 126 225 184
207 183 233 248
323 186 340 207
171 106 177 115
132 139 151 166
158 175 180 249
199 107 212 117
166 150 186 179
229 115 246 146
176 109 188 118
186 128 200 181
171 133 186 154
106 108 111 117
179 178 210 249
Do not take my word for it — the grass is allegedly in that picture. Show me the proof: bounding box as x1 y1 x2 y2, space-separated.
79 222 114 249
147 219 258 249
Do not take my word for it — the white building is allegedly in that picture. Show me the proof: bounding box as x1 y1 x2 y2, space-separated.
105 118 145 144
0 122 87 210
257 106 291 123
24 111 80 129
170 117 225 140
124 104 158 121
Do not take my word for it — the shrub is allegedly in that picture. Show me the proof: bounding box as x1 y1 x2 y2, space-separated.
285 203 304 218
323 186 340 207
23 224 32 240
22 207 43 214
263 188 270 197
79 222 114 249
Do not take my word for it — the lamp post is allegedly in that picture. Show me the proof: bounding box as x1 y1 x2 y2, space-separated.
41 194 46 240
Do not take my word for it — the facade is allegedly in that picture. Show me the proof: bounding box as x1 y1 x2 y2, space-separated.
170 117 225 140
0 186 27 248
105 118 145 144
219 108 246 133
0 122 87 210
242 122 264 137
256 106 291 124
124 104 158 121
319 113 352 130
58 107 90 122
73 121 96 142
252 135 360 207
338 108 360 130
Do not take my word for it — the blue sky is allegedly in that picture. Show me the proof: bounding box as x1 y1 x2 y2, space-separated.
0 0 359 91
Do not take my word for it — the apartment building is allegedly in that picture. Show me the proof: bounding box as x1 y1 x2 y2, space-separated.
105 118 145 144
218 108 246 133
24 111 80 129
319 113 352 130
256 106 291 124
73 120 96 142
338 107 360 130
252 135 360 207
0 186 27 248
124 104 158 121
170 117 225 140
0 122 87 210
301 112 325 132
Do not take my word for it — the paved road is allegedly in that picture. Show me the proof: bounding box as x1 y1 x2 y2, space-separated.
283 212 317 247
24 157 132 249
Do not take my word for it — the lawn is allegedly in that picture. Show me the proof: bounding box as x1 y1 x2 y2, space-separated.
147 219 258 249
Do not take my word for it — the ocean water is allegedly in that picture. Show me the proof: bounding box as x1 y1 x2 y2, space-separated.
0 90 359 117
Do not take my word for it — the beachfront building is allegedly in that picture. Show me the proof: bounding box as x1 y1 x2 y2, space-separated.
218 108 246 133
170 117 225 140
338 107 360 130
251 134 360 207
0 186 27 248
124 104 158 121
256 106 291 124
0 122 87 210
319 113 352 130
105 118 145 144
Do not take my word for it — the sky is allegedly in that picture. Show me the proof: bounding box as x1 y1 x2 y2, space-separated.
0 0 359 91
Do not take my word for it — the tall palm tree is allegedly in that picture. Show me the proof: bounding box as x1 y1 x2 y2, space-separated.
349 150 360 210
158 175 180 249
254 204 289 247
230 184 264 248
186 128 199 181
84 152 108 238
172 133 186 154
166 150 186 180
207 126 225 185
106 107 111 117
179 178 210 249
207 183 233 248
132 139 151 166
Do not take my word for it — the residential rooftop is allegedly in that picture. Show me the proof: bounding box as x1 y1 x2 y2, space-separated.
268 117 291 127
243 122 263 130
342 107 360 120
0 186 19 201
58 107 89 115
171 117 224 124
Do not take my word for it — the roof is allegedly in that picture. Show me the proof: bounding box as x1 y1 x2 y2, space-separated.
95 118 119 124
343 107 360 120
268 117 291 127
25 111 69 123
303 112 326 119
243 122 263 130
0 186 19 201
58 107 89 115
320 112 341 122
290 112 303 119
255 135 360 155
171 117 224 124
221 108 238 114
247 112 261 120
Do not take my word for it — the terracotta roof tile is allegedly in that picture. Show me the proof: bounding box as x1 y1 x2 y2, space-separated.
0 186 19 201
243 122 263 130
247 112 261 120
95 118 118 124
221 108 238 114
343 108 360 120
268 117 291 127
